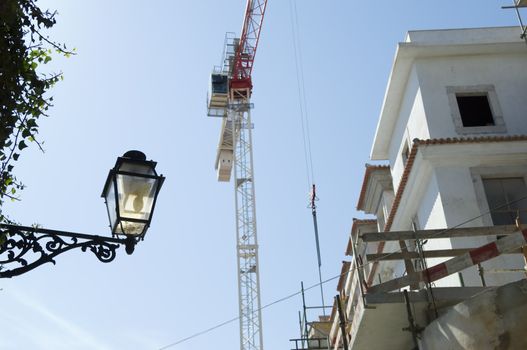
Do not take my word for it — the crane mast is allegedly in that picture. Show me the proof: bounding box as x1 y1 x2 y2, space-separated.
207 1 268 350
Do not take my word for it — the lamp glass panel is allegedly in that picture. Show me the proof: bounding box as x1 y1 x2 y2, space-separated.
104 179 118 231
116 173 159 235
118 162 155 176
116 221 147 236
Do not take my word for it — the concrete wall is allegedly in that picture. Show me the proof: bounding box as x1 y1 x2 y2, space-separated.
434 166 525 286
379 45 527 288
421 278 527 350
386 51 527 192
415 169 461 287
405 27 521 45
418 53 527 139
358 27 527 350
388 155 526 288
388 64 429 191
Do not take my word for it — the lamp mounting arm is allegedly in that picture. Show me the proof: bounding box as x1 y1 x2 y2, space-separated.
0 224 134 278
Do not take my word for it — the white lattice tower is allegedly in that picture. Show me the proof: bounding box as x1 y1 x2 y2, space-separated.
230 88 264 350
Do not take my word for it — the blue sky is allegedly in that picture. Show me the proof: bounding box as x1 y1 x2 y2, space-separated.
0 1 518 349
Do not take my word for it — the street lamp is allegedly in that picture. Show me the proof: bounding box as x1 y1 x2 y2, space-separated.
102 150 165 254
0 150 165 278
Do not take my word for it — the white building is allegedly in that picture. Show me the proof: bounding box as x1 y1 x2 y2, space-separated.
327 27 527 350
371 25 527 287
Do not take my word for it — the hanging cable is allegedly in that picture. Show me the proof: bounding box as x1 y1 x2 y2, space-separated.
289 0 312 188
310 184 326 314
311 186 322 268
291 0 315 185
158 194 527 349
289 0 326 315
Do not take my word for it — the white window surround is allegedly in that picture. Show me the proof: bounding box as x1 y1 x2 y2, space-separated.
447 85 507 134
471 166 527 227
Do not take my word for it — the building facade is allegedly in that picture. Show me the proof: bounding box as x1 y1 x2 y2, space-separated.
326 27 527 350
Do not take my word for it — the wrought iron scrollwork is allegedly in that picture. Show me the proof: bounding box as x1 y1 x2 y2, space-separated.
0 224 133 278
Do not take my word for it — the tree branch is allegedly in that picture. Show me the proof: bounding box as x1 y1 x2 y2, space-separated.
34 30 75 56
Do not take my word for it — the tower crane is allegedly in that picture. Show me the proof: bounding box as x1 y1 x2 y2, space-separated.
207 1 268 350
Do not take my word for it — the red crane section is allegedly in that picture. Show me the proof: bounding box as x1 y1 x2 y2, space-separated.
230 0 268 92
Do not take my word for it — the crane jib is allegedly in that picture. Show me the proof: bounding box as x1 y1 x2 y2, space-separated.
230 0 268 89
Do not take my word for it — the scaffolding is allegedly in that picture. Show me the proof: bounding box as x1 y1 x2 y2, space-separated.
326 224 527 350
503 0 527 42
289 282 334 350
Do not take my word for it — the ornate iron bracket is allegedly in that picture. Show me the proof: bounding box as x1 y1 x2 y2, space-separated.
0 224 135 278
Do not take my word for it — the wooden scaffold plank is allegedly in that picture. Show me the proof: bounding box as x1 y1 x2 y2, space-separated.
360 225 521 242
367 229 527 294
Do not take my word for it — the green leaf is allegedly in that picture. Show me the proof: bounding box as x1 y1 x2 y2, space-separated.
22 129 31 138
0 0 70 210
27 119 38 128
18 141 27 150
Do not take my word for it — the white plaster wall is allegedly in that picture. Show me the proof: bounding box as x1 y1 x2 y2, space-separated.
392 164 525 288
388 64 430 192
417 53 527 139
372 29 527 294
434 167 485 232
433 166 525 286
376 171 449 286
379 49 527 287
416 172 444 230
381 190 394 221
414 170 462 287
433 166 490 286
406 27 520 45
382 145 527 288
385 51 527 192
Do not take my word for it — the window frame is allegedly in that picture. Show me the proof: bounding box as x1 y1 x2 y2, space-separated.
447 85 506 135
471 166 527 227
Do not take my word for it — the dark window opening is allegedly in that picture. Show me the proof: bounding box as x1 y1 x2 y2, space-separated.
482 177 527 226
456 95 494 127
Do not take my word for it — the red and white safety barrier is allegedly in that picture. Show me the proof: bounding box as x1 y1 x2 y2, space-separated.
368 229 527 294
425 229 527 282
